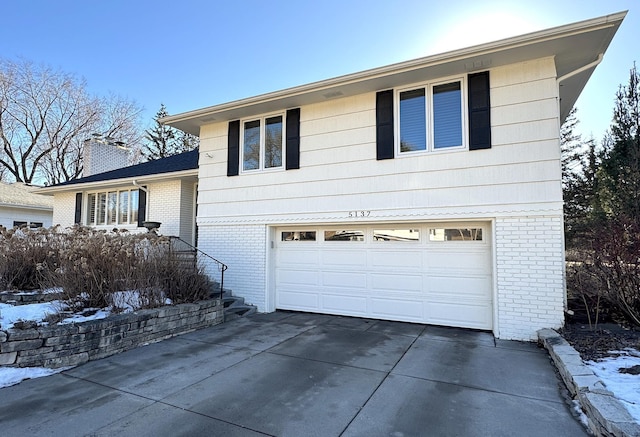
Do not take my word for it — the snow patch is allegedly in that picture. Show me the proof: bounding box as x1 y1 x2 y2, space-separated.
587 350 640 424
0 367 70 389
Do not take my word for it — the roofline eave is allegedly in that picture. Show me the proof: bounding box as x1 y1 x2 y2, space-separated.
38 169 198 194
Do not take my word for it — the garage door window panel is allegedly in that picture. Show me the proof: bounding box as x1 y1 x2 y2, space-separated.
324 230 365 241
429 228 483 241
373 229 420 242
281 231 316 241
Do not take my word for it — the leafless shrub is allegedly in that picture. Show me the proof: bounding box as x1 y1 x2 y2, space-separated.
591 218 640 326
1 226 212 313
0 225 61 290
567 217 640 328
566 252 606 330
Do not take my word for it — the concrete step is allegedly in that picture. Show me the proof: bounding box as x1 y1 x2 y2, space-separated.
217 290 258 321
223 296 245 308
225 305 258 321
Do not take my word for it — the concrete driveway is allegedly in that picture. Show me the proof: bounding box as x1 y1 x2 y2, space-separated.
0 311 587 436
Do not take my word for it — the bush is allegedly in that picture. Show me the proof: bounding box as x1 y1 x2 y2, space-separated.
566 217 640 328
0 225 61 290
0 225 212 312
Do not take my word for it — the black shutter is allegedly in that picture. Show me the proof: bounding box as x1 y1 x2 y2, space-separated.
468 71 492 150
376 90 394 160
137 188 147 227
286 108 300 170
227 120 240 176
74 193 82 224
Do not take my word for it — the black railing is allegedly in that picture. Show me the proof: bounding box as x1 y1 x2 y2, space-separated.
168 236 228 300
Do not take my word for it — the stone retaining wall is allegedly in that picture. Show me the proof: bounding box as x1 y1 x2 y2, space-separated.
538 328 640 437
0 300 223 368
0 290 61 305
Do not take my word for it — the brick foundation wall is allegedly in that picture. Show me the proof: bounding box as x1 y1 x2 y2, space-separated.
0 300 222 368
198 224 266 310
495 215 566 340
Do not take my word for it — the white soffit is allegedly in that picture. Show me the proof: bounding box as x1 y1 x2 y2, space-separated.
164 11 626 135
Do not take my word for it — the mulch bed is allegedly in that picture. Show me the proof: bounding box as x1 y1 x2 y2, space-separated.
560 322 640 362
559 296 640 362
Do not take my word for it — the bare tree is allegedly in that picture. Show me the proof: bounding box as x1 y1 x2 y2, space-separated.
0 58 143 185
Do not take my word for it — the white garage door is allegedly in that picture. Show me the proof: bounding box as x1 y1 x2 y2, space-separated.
275 223 493 330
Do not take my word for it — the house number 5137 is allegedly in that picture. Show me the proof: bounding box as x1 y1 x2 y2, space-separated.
348 210 371 218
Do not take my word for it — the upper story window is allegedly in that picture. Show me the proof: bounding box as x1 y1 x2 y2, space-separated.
242 114 284 172
397 78 465 154
86 188 139 226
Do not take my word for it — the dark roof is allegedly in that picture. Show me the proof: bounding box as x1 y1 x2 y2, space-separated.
52 149 199 188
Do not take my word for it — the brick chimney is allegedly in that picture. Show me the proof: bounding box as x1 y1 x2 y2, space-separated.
82 134 130 177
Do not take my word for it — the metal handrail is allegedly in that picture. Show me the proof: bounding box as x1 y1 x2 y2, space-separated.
168 236 228 300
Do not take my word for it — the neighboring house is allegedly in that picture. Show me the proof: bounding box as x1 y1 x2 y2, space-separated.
39 145 199 245
0 182 53 229
163 12 626 341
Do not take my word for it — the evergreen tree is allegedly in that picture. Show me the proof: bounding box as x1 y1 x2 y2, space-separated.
142 104 198 161
561 109 602 246
598 63 640 221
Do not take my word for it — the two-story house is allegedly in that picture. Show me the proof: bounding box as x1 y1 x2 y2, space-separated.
162 12 625 341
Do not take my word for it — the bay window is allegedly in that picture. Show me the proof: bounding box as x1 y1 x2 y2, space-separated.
87 188 140 226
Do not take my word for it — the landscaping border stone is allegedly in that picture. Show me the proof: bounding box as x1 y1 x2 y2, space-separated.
538 328 640 437
0 299 223 368
0 290 61 305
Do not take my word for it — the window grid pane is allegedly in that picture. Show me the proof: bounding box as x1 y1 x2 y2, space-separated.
400 89 426 152
97 193 106 225
264 116 283 168
243 120 261 171
433 82 462 149
119 191 129 224
107 192 117 224
87 193 97 225
130 190 139 224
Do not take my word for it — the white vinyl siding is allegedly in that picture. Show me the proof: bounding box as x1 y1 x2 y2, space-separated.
198 58 560 224
0 207 52 230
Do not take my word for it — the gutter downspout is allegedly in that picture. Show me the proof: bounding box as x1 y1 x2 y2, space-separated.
132 180 148 193
557 53 604 84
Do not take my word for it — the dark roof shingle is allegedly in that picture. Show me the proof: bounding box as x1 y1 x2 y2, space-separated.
52 149 199 187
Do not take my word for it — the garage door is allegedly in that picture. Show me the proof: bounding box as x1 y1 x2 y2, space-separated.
275 223 492 329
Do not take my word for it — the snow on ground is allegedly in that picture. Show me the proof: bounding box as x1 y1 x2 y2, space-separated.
0 301 61 329
586 350 640 424
0 299 112 389
0 366 69 389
